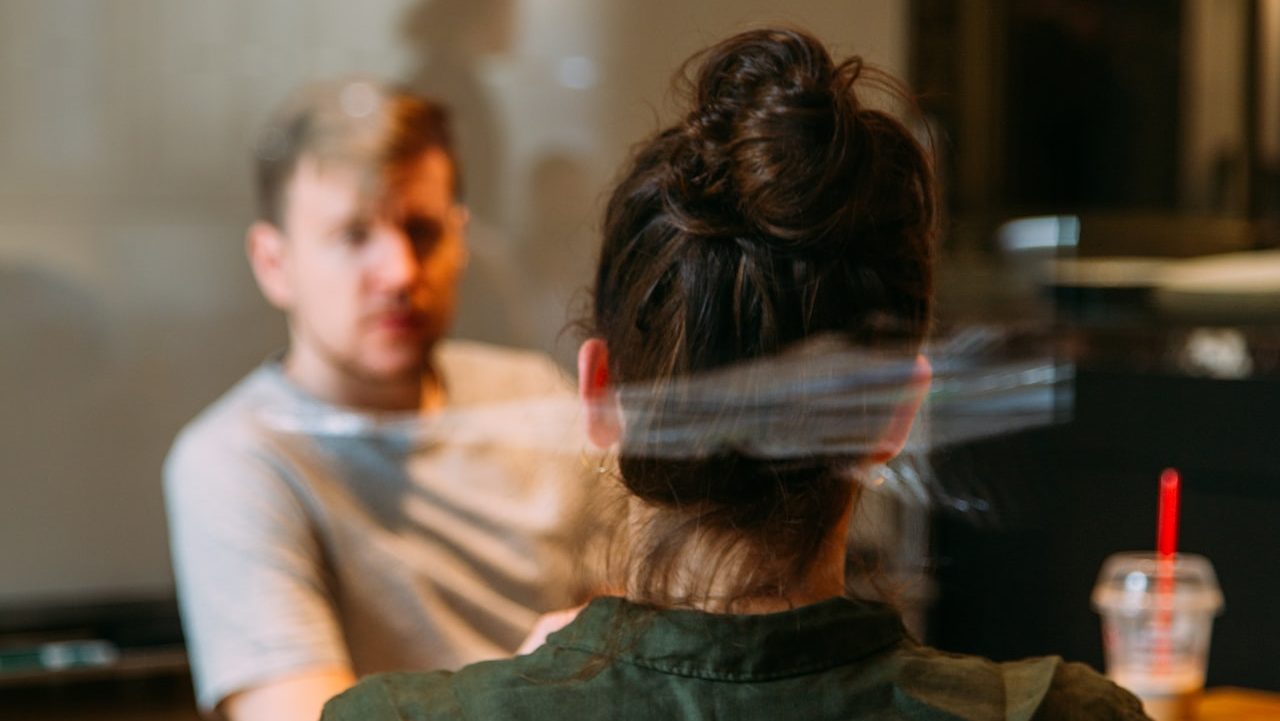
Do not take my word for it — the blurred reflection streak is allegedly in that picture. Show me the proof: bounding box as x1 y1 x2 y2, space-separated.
256 326 1071 515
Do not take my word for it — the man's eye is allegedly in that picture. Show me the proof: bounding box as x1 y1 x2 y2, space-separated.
403 217 444 250
341 225 371 246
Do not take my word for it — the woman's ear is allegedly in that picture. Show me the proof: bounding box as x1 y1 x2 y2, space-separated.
869 354 932 463
578 338 622 449
246 221 293 310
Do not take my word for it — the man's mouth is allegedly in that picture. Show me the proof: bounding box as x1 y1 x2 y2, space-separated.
372 310 426 333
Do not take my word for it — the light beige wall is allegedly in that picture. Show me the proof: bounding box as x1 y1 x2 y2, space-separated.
0 0 415 603
1179 0 1249 212
1261 0 1280 166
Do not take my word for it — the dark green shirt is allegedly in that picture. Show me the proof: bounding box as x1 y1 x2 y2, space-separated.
322 596 1149 721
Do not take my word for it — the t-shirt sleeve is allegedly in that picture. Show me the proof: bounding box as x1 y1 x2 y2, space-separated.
1031 660 1152 721
164 425 351 713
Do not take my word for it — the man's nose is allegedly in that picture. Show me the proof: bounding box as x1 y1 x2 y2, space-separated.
370 227 421 290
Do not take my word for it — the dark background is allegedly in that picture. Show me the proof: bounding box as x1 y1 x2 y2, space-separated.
912 0 1280 692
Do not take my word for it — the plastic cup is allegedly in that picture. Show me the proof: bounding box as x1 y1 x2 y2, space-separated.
1091 552 1224 721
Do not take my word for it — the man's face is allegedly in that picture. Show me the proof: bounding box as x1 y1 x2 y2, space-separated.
272 149 465 389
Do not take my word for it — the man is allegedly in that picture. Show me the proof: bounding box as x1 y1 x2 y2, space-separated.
164 80 591 721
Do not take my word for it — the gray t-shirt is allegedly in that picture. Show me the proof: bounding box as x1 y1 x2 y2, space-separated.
164 340 593 712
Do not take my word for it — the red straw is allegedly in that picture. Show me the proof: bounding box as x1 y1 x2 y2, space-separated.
1157 468 1181 558
1154 468 1180 673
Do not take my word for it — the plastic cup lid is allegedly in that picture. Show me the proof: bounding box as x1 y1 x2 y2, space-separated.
1090 551 1224 614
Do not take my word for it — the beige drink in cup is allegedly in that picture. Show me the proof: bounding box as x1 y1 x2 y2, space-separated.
1091 552 1223 721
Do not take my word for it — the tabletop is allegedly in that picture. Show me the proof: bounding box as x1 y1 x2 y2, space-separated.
1200 687 1280 721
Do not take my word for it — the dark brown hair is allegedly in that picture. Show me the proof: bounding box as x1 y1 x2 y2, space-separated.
253 80 459 227
587 28 937 608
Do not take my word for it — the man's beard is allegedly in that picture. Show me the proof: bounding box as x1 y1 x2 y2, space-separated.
332 337 434 388
310 322 439 391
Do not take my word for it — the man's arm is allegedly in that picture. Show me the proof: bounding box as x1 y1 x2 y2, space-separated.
165 425 354 717
515 605 586 655
221 667 357 721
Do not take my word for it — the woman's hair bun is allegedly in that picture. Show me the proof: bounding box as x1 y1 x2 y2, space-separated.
587 27 937 606
669 28 866 249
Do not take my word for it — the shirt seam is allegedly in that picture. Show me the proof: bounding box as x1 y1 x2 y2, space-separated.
548 633 903 683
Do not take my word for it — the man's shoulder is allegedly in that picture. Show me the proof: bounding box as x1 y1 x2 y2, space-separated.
438 339 573 405
164 363 291 482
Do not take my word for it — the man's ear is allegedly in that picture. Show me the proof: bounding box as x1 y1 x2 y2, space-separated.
246 221 293 310
869 354 932 463
578 338 621 449
444 205 471 272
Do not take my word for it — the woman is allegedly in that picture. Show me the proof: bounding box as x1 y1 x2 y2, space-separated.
323 27 1148 721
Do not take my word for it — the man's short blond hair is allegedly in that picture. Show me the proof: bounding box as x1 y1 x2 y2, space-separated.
253 79 459 227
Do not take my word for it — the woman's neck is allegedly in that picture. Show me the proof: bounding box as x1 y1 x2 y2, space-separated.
624 494 855 614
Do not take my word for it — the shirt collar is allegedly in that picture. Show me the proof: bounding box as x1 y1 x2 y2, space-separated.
546 595 905 682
